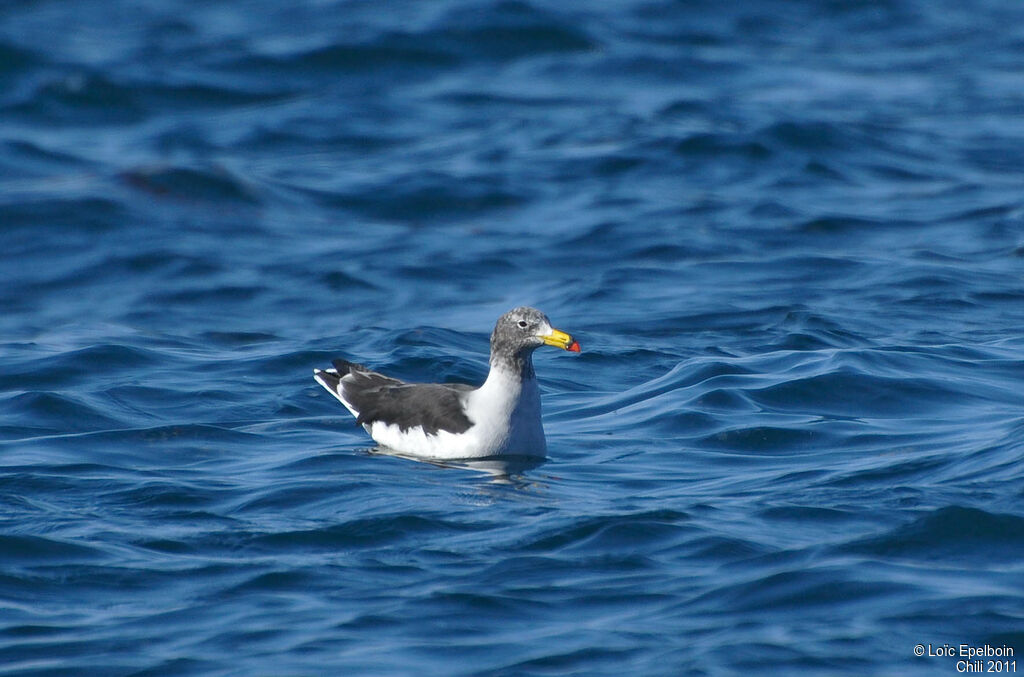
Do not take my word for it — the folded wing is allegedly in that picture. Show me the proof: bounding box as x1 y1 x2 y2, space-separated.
315 359 474 435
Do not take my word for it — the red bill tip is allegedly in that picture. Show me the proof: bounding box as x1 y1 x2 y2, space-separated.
568 341 581 353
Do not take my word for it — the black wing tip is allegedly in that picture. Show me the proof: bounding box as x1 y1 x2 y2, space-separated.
331 358 363 374
313 358 363 385
314 368 342 391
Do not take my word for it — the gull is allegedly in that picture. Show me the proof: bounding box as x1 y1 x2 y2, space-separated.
314 307 579 459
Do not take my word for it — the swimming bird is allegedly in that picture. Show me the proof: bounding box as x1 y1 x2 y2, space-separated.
313 307 580 459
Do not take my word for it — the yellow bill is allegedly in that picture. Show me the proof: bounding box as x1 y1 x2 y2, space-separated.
541 328 581 352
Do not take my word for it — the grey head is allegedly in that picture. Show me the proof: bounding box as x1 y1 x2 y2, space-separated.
489 306 578 375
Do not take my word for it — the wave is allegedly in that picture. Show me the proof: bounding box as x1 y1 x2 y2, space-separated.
838 506 1024 564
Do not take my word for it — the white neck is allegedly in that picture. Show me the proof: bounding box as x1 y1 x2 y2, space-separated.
465 361 545 455
474 362 529 418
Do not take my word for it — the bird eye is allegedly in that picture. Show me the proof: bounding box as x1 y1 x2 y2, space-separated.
518 320 528 328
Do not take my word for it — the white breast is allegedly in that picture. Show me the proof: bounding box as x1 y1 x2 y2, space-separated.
462 365 546 457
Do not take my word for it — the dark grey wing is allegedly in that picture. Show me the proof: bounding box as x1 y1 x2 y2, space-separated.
331 359 475 435
349 382 474 435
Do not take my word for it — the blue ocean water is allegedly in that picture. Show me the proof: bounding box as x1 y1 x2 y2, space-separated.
2 0 1024 674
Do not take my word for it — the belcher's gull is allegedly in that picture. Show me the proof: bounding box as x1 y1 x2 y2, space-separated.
313 307 579 459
